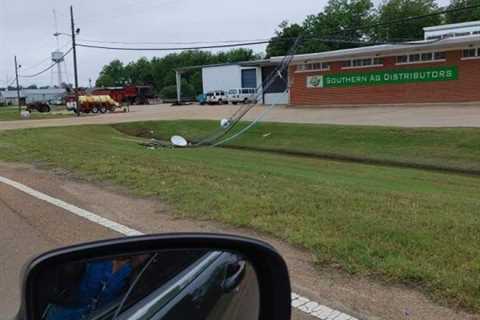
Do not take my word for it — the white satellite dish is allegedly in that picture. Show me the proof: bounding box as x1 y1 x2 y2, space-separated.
171 135 188 147
220 118 231 129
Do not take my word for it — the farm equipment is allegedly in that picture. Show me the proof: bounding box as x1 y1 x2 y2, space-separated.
66 95 120 114
92 85 154 105
26 102 51 113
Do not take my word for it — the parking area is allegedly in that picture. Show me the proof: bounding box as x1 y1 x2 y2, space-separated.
1 103 480 131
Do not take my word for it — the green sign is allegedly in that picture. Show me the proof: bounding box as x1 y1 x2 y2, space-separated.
307 66 458 88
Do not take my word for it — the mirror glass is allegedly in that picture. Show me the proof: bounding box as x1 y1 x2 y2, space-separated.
35 249 259 320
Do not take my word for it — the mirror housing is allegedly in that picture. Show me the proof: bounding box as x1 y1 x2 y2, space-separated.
16 233 291 320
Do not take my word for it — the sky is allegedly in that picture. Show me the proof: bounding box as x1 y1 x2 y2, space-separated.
0 0 450 87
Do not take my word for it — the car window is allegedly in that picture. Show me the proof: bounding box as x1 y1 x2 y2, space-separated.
39 250 209 320
119 250 209 316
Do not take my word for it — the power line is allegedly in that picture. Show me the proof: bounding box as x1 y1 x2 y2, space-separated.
20 62 59 79
20 56 52 71
70 2 480 53
75 37 272 46
21 42 71 71
70 33 412 50
1 77 17 87
20 48 73 78
76 40 272 51
76 37 393 52
75 34 443 52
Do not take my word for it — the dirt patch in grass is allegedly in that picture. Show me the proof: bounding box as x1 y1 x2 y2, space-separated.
114 120 480 173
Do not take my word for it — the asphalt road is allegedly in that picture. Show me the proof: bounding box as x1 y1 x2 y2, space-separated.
0 165 325 320
1 103 480 131
0 180 118 317
1 163 478 320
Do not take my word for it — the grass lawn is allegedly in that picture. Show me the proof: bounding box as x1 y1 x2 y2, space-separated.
0 123 479 312
0 106 72 121
114 120 480 173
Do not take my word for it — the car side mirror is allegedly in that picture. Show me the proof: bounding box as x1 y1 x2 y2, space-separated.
16 233 291 320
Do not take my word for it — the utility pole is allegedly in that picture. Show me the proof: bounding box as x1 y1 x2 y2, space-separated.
14 56 21 112
70 5 80 116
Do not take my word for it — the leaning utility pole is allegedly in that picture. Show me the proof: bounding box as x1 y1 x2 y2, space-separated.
14 56 21 112
70 5 80 116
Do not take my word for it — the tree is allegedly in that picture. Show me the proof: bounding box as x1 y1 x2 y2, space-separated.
445 0 480 24
217 48 261 62
125 57 153 85
96 60 127 87
375 0 441 41
266 0 375 57
159 80 195 99
27 84 38 89
303 0 376 52
95 49 259 97
266 21 305 58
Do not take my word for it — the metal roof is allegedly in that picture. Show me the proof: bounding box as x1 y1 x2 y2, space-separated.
0 91 24 98
424 20 480 32
270 35 480 63
0 88 66 98
175 59 277 72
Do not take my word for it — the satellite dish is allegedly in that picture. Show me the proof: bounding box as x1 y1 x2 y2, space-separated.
170 135 188 147
220 118 231 129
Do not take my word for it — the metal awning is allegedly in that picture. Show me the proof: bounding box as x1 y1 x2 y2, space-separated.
271 35 480 63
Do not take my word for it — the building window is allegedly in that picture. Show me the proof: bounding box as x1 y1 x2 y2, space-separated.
342 60 351 68
297 62 330 72
421 53 433 61
397 55 408 63
342 57 384 69
352 59 363 67
455 32 470 37
396 51 446 64
373 57 384 65
463 48 479 58
427 31 480 39
409 54 421 62
434 52 447 60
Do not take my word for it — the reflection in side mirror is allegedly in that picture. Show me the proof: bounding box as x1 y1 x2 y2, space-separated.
36 250 259 320
18 234 291 320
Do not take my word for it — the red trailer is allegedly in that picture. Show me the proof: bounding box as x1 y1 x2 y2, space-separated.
91 85 154 105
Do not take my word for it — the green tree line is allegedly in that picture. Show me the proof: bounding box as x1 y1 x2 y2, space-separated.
96 49 261 98
96 0 480 98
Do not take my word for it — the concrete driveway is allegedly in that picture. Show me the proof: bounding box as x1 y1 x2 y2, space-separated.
1 103 479 131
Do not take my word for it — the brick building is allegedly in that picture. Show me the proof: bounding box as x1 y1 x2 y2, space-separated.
272 21 480 106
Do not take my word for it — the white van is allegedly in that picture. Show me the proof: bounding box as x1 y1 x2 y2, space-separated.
206 90 227 104
228 88 257 104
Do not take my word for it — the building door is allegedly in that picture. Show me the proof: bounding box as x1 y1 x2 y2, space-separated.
241 69 257 88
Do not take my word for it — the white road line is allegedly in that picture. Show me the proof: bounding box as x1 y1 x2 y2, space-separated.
0 175 359 320
0 176 142 237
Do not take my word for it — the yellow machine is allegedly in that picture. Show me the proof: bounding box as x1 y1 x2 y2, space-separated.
77 95 120 113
